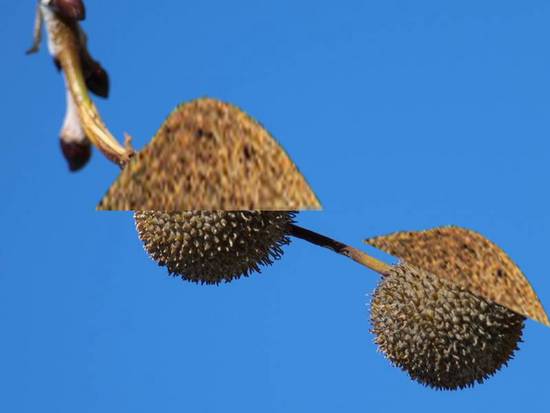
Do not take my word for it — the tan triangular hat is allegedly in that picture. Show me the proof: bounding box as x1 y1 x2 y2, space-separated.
365 226 549 326
97 98 321 211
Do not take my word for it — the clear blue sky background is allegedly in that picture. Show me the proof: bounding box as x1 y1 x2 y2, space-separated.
2 1 550 412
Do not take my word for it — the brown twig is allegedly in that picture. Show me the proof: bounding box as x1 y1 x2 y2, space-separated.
289 224 392 276
40 6 132 166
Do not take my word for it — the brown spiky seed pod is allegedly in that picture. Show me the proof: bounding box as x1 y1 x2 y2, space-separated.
370 264 525 390
134 211 296 284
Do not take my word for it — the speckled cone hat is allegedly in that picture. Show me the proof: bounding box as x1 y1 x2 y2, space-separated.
97 98 321 211
365 226 550 326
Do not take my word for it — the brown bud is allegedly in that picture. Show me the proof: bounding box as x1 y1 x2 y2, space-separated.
60 139 91 171
83 59 109 98
54 56 110 99
50 0 86 21
60 88 91 172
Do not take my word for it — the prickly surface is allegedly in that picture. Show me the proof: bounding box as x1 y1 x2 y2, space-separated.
98 98 321 211
134 210 296 284
365 226 549 326
370 264 525 390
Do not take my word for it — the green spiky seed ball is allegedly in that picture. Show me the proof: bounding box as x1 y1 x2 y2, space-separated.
134 211 295 284
370 264 524 390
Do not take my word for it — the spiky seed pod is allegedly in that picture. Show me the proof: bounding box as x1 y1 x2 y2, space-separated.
134 210 296 284
370 264 525 390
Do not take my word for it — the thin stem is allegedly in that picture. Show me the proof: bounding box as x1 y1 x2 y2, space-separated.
288 224 392 276
44 12 132 166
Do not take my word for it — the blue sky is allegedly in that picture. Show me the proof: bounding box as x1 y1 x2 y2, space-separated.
2 1 550 412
